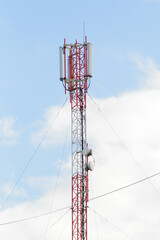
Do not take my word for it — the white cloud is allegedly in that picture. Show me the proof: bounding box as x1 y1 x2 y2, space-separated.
0 173 71 240
25 176 54 191
1 85 160 239
32 54 160 150
3 55 160 239
0 116 20 146
31 103 70 148
132 54 160 89
2 183 27 198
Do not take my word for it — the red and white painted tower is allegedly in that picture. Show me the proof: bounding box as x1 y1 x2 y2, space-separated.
59 36 94 240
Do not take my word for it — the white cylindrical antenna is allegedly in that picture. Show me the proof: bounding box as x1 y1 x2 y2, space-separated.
59 47 63 81
87 43 93 78
67 57 70 79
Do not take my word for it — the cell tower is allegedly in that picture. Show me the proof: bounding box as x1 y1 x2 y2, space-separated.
59 36 94 240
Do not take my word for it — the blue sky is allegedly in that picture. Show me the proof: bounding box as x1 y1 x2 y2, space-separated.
1 0 160 239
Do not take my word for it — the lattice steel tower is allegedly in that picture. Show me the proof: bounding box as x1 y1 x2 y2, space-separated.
59 36 94 240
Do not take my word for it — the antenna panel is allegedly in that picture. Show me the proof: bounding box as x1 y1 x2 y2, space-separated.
59 47 63 81
87 43 93 78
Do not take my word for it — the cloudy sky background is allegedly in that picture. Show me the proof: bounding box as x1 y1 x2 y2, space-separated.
1 0 160 239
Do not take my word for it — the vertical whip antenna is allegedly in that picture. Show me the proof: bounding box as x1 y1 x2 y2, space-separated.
83 21 85 42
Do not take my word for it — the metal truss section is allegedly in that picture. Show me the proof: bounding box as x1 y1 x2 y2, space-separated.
60 36 92 240
70 41 88 240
